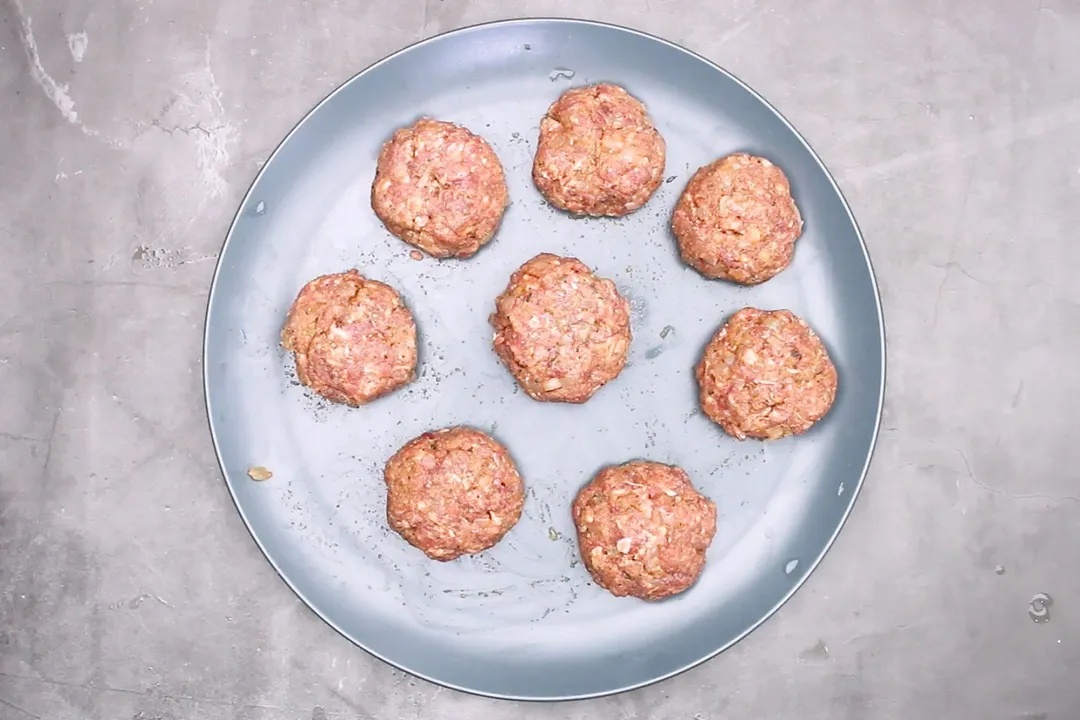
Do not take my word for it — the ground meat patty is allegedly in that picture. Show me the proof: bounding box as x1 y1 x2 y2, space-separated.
696 308 837 440
371 118 508 258
384 427 524 561
672 153 803 285
572 461 717 601
532 84 666 217
280 270 417 406
490 253 631 403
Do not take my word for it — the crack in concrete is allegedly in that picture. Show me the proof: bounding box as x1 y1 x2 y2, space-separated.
0 432 44 444
956 448 1080 504
149 119 227 138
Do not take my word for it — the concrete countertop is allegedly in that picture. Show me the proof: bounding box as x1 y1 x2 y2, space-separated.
2 0 1077 718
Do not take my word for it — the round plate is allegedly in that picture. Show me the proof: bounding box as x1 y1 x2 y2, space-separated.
204 18 885 701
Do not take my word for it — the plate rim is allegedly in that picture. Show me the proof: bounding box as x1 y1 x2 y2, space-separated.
202 16 887 702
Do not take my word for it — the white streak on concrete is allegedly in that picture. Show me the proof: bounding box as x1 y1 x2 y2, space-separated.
67 31 89 63
16 7 78 124
11 0 123 148
176 43 239 199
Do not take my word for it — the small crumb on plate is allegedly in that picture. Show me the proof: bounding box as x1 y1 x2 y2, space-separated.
247 466 273 481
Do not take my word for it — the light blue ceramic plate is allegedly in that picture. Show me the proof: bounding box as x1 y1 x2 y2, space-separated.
204 18 885 701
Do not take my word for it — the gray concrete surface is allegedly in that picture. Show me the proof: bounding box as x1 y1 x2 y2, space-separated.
1 0 1078 717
